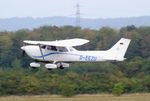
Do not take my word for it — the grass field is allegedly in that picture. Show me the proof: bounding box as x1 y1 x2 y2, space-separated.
0 94 150 101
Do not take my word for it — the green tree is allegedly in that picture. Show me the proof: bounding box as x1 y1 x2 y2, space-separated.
112 83 124 96
0 35 13 67
11 58 22 70
59 82 77 97
19 76 41 94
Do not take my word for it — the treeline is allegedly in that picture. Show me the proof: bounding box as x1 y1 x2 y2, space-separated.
0 25 150 96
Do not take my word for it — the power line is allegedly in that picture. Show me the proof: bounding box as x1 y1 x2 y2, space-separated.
76 2 81 27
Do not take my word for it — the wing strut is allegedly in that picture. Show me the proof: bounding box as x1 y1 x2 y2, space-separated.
38 44 45 61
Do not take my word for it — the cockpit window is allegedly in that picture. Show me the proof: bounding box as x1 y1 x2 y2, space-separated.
47 46 51 50
47 46 57 51
46 46 68 52
51 46 57 51
41 45 46 49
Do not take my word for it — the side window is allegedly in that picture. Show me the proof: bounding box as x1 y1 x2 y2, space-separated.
51 46 57 51
41 45 46 49
69 47 74 52
69 47 76 52
58 47 68 52
47 46 57 51
47 46 51 50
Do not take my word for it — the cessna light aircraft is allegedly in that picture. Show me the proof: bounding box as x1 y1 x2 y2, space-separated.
21 38 131 69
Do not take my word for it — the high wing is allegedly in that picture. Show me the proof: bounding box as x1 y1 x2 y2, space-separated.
23 38 89 47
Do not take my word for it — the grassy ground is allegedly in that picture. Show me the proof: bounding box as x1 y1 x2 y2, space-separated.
0 94 150 101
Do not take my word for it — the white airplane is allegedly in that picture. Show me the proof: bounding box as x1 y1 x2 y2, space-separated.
21 38 131 69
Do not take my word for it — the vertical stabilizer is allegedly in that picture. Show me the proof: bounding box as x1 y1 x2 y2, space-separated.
107 38 131 61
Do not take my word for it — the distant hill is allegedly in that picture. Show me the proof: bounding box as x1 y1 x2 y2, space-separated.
0 16 150 31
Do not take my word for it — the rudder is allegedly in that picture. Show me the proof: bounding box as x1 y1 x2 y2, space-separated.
107 38 131 61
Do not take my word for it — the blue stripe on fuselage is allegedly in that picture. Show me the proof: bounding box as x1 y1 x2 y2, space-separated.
32 52 80 58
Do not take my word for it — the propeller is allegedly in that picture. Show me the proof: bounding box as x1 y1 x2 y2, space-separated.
22 50 26 57
21 43 26 57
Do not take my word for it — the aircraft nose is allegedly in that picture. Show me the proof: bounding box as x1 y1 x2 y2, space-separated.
21 46 26 50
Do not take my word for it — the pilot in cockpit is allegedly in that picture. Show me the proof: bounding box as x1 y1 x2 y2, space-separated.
47 46 57 51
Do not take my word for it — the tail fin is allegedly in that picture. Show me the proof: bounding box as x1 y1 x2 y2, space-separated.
107 38 131 61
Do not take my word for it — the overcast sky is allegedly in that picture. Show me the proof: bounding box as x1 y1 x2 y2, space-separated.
1 0 150 19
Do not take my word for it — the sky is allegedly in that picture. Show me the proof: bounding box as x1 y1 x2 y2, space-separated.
0 0 150 19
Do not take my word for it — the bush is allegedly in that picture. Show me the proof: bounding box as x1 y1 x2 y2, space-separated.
59 83 77 97
112 83 124 96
